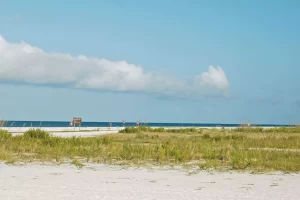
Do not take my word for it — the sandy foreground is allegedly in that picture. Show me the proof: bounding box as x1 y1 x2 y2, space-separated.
0 163 299 200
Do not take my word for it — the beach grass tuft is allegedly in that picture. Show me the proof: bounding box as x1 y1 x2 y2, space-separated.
23 129 51 139
0 129 12 139
72 159 85 168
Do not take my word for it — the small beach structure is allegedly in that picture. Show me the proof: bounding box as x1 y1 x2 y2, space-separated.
71 117 82 130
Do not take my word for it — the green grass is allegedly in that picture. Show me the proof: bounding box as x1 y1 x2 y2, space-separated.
71 159 85 168
0 129 12 139
120 126 201 134
1 127 300 172
23 129 50 139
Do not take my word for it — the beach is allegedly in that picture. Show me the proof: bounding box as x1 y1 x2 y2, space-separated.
1 126 300 199
0 163 299 200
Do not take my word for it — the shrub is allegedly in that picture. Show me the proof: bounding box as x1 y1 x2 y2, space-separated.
0 129 12 139
202 133 210 139
120 127 140 133
265 127 300 133
23 129 50 139
137 126 150 132
224 134 245 140
152 128 165 132
167 128 198 133
233 127 264 133
72 159 85 168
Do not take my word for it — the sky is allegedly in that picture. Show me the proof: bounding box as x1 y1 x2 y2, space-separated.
0 0 300 124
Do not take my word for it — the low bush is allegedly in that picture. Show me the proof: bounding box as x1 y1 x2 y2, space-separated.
0 129 12 140
23 129 51 139
119 127 140 133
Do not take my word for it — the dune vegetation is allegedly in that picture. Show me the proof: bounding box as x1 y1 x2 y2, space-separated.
1 127 300 172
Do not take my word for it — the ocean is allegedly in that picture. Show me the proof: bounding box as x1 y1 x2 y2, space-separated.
1 121 292 128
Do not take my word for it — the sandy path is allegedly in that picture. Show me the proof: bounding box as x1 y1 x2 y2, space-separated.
0 163 299 200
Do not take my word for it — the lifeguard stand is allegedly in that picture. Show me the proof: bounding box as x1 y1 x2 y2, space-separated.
72 117 82 130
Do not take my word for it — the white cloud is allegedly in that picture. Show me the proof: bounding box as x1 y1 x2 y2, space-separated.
195 66 229 90
0 35 229 97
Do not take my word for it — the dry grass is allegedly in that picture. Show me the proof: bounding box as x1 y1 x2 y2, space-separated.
1 127 300 172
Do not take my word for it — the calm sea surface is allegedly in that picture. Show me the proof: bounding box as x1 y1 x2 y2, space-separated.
2 121 291 128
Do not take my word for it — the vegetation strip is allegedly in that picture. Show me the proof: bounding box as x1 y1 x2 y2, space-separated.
1 127 300 172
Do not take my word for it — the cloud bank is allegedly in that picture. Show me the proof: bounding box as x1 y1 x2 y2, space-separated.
0 35 229 97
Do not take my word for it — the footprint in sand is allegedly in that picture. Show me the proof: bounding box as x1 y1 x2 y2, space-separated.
270 183 279 187
195 187 205 190
49 173 63 176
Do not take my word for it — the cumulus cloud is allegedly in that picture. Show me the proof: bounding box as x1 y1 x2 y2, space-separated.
0 35 229 97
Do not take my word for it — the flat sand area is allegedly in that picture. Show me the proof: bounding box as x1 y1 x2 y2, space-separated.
3 127 121 138
0 163 299 200
10 130 119 138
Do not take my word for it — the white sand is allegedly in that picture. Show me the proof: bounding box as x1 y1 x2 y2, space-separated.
3 127 123 133
0 163 299 200
3 127 121 138
10 130 119 138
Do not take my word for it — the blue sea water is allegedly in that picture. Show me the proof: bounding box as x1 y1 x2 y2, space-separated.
2 121 292 128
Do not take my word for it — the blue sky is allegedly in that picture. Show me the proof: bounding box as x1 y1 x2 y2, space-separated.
0 0 300 124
